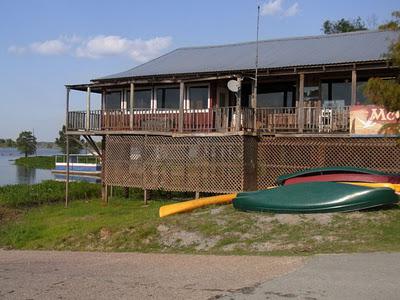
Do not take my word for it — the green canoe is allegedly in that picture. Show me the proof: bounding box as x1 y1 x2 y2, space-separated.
233 182 399 214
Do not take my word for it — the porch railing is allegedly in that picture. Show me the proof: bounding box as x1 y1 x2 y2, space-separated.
67 106 350 134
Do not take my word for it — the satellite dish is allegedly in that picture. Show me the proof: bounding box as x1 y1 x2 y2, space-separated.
227 80 240 93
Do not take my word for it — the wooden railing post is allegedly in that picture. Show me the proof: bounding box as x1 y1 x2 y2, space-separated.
298 73 304 133
130 82 135 130
86 86 91 131
179 81 185 133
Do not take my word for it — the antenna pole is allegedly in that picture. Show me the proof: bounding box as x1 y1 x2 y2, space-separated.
253 5 260 129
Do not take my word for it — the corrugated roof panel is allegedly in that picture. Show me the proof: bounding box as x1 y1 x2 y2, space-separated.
97 30 398 80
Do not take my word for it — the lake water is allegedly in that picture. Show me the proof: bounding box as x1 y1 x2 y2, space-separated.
0 148 60 186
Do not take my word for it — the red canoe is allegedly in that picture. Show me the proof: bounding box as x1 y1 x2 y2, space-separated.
283 173 400 185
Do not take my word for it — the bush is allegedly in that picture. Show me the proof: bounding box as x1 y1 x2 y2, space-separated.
0 180 101 208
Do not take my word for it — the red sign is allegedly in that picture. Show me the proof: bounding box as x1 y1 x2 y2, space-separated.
350 105 400 135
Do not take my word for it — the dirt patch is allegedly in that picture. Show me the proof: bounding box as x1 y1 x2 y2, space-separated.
0 206 21 224
250 241 297 252
158 227 220 251
304 214 334 225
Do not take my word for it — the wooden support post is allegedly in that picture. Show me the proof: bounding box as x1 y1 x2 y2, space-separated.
101 136 108 203
351 69 357 105
123 187 130 198
86 86 91 130
144 189 149 204
65 87 70 208
236 77 242 131
195 192 200 199
178 81 185 133
130 82 134 130
251 79 257 131
298 73 305 133
65 87 70 130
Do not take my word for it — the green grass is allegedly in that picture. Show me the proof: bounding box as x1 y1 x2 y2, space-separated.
14 156 55 169
1 191 400 255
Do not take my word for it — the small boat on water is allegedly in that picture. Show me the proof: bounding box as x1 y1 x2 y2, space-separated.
277 167 400 185
52 154 101 177
233 182 399 214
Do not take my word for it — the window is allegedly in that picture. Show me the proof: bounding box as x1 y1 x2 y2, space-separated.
321 80 351 106
304 86 319 101
104 91 122 110
189 86 208 109
126 89 152 109
257 92 285 107
156 87 180 109
356 81 370 105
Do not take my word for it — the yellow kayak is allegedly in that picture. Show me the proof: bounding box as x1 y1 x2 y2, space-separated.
341 182 400 194
159 193 237 218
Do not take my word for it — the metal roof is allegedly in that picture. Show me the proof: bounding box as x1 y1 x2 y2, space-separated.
97 30 398 81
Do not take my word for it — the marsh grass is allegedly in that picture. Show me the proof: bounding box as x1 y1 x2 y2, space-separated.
0 180 100 208
14 156 55 169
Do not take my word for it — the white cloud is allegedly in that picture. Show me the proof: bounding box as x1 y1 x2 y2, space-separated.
8 35 172 62
284 2 299 17
261 0 300 17
261 0 283 16
30 39 69 55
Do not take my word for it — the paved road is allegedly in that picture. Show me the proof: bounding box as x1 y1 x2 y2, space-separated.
223 252 400 300
0 250 303 300
0 251 399 300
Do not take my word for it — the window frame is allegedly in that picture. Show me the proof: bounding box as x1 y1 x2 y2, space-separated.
103 89 123 110
185 83 211 112
124 87 154 110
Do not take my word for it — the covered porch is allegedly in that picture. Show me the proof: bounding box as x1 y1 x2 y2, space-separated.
65 65 395 135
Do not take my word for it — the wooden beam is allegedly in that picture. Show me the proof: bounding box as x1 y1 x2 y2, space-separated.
298 73 305 133
351 69 357 105
179 81 185 133
129 82 134 130
251 79 257 130
86 86 91 130
236 77 242 131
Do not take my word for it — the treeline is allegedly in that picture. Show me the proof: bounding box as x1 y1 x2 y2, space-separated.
0 138 56 149
0 138 17 148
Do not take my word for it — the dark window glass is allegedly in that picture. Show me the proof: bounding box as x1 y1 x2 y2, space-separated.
157 88 180 109
356 81 370 105
257 92 285 107
322 81 351 106
321 83 329 101
126 89 152 109
104 92 121 110
332 82 351 106
287 91 294 107
189 86 208 109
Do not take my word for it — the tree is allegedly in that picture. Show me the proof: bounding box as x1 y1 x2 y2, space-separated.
322 17 367 34
55 125 83 154
364 11 400 136
16 131 37 157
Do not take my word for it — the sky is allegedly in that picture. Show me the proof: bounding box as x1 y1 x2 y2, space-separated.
0 0 398 141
